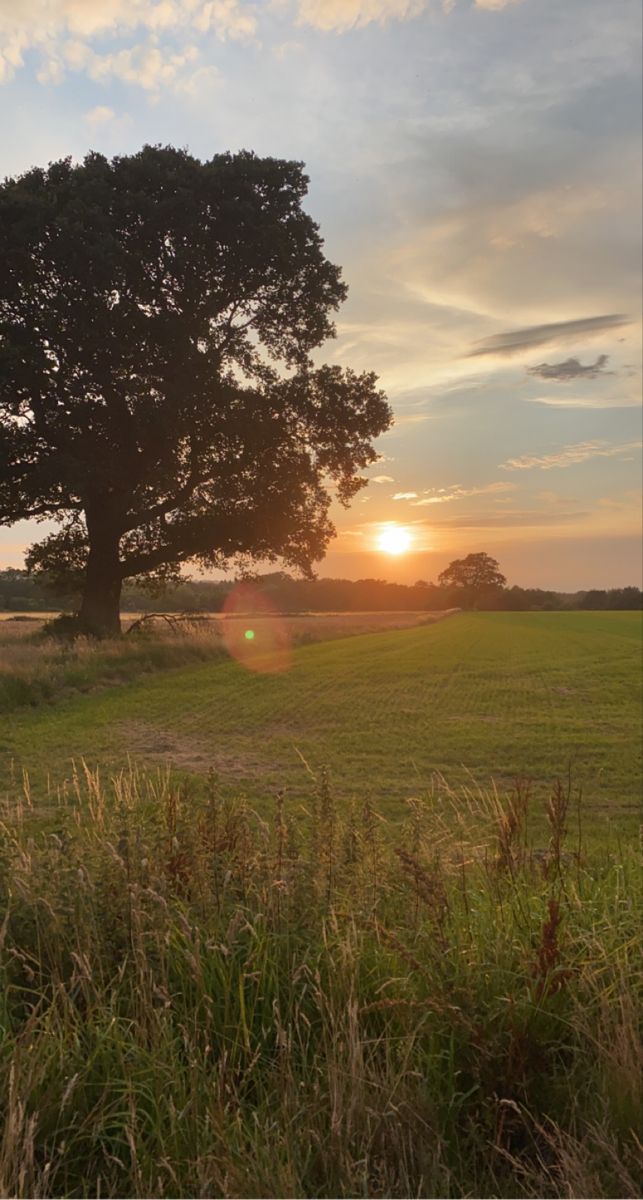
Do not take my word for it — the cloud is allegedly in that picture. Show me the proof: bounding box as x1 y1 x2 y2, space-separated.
468 315 630 358
173 62 222 96
525 394 640 410
411 481 514 505
64 38 200 90
84 103 115 125
36 57 66 83
294 0 426 32
500 440 643 472
527 354 611 381
388 166 640 346
0 0 255 87
370 474 395 483
193 1 257 39
392 491 418 500
390 412 432 427
0 0 256 40
1 0 524 76
293 0 522 30
427 509 588 529
273 39 304 60
474 0 522 9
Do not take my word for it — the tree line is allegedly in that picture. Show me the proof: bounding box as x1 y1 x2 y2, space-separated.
1 567 640 615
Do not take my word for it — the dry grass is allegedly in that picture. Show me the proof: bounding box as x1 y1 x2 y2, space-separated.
0 763 640 1198
0 618 226 711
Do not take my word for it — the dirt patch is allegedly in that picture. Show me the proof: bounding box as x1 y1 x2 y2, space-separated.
124 721 282 780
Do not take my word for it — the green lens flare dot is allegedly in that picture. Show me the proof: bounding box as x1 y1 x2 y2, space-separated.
244 629 255 640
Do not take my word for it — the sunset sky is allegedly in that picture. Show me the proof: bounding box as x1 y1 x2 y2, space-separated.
1 0 641 589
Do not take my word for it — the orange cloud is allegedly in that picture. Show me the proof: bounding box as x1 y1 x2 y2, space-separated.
500 440 642 471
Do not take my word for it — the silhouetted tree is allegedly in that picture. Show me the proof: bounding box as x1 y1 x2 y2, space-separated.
438 553 506 607
0 146 391 635
579 587 643 611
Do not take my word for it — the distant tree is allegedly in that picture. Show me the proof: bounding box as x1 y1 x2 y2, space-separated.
612 586 643 610
579 587 642 611
578 589 607 610
0 146 391 635
503 585 530 611
438 553 506 606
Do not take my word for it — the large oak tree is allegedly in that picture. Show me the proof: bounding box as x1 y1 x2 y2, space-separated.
0 146 391 635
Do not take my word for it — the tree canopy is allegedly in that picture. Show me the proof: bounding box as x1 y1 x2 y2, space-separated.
438 553 507 597
0 145 391 634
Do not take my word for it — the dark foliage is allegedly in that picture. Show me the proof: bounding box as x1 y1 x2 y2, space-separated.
1 568 641 615
438 552 507 598
0 145 391 634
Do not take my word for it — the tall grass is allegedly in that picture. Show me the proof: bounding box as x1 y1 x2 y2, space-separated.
0 765 640 1197
0 621 226 713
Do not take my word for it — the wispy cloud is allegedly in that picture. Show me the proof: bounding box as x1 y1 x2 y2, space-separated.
390 412 432 428
410 481 514 505
370 474 395 483
298 0 523 23
500 440 642 471
83 103 115 126
525 394 640 410
294 0 426 33
392 491 418 500
474 0 522 8
427 509 588 528
468 315 630 358
527 355 611 381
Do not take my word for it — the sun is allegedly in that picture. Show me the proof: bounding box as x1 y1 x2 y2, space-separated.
378 525 412 555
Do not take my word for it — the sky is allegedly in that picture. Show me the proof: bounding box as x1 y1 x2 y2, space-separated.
1 0 641 590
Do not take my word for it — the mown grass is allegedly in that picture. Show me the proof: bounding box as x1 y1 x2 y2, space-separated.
0 610 438 715
3 613 641 838
0 763 640 1198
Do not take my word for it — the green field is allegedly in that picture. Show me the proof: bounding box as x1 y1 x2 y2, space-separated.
1 610 642 1198
3 611 641 835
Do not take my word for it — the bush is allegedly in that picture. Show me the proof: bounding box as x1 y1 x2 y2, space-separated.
40 612 86 641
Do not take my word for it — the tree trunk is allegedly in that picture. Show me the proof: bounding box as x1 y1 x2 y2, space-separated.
78 522 123 637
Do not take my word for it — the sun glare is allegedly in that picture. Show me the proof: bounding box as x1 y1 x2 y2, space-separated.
378 525 412 555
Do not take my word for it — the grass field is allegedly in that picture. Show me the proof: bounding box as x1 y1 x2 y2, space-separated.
0 609 441 712
0 610 641 1197
2 611 641 837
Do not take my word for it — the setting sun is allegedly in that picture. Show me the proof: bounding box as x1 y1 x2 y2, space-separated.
378 525 412 556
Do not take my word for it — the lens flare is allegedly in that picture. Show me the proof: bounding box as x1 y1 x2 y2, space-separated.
222 584 291 673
